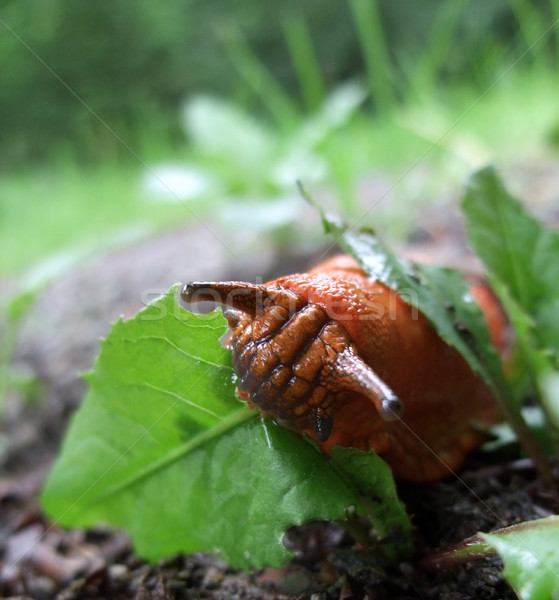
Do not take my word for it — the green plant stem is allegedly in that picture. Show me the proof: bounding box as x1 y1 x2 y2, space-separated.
487 290 559 481
336 502 404 563
0 292 38 410
358 496 405 563
512 329 559 458
336 515 374 549
506 0 549 70
218 22 299 128
551 0 559 69
495 383 558 489
348 0 395 114
281 11 326 113
420 515 559 572
0 321 17 411
535 381 559 457
411 0 469 93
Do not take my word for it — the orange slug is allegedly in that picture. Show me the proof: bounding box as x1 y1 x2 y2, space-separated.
181 255 508 482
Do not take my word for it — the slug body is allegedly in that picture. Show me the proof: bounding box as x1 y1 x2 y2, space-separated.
181 255 507 482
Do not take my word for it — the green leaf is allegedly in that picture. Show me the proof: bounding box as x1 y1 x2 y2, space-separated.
41 285 376 568
462 165 559 364
318 215 507 399
461 166 559 464
481 516 559 600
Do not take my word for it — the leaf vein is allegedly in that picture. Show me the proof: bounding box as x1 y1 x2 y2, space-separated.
85 407 256 506
140 382 221 418
138 335 233 370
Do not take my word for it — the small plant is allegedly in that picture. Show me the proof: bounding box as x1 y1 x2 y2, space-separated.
42 166 559 598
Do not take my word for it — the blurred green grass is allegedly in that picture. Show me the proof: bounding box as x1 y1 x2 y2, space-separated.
1 1 558 279
3 67 558 278
0 162 191 277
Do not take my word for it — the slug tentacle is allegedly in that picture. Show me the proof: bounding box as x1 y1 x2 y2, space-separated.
182 281 300 318
328 346 403 422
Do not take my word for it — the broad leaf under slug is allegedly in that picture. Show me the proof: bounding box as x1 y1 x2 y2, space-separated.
42 285 412 568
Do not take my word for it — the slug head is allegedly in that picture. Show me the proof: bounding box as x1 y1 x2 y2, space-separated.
181 280 403 444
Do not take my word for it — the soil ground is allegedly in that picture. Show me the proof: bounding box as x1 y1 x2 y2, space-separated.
1 184 558 599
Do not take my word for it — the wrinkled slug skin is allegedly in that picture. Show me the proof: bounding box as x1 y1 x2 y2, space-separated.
183 255 507 482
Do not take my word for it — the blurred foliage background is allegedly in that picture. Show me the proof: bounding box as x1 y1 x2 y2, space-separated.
1 0 559 277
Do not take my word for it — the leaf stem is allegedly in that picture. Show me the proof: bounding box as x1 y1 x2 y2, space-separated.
335 515 374 549
494 384 557 489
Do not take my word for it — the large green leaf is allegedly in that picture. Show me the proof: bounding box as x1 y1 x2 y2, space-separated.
462 166 559 364
42 285 411 568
